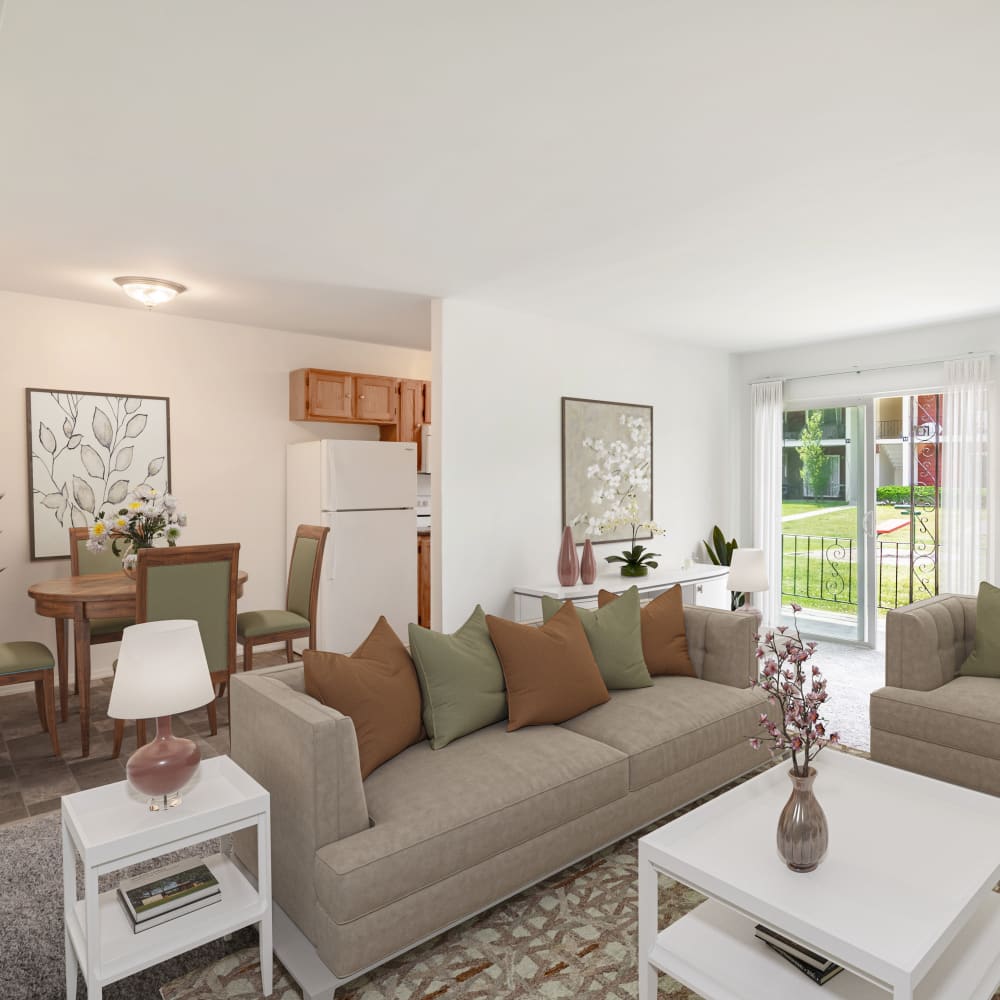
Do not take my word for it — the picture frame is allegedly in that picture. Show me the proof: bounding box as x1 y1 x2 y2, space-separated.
26 389 171 560
561 396 654 544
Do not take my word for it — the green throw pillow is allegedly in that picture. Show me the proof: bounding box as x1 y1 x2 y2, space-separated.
408 606 508 749
959 581 1000 678
541 587 652 690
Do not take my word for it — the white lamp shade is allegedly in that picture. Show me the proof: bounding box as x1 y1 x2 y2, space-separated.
108 620 216 719
727 548 769 593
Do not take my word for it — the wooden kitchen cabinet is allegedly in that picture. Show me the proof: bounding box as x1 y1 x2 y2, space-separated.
398 380 424 442
290 369 430 439
354 374 398 422
417 533 431 628
293 370 353 420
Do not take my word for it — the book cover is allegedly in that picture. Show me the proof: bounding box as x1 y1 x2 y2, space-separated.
118 863 220 922
761 940 844 985
131 893 221 933
754 923 833 971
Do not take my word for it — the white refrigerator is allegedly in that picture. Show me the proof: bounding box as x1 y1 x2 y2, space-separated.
286 439 417 653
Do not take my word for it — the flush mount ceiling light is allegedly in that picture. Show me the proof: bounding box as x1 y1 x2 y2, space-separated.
113 276 187 308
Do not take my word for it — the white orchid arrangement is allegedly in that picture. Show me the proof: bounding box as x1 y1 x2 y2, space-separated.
87 485 186 568
574 413 664 575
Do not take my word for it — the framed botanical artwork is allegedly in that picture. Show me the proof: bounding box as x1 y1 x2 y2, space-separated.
26 389 171 560
561 396 654 544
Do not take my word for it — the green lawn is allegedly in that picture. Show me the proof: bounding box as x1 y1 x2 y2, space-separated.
781 500 846 517
781 505 938 615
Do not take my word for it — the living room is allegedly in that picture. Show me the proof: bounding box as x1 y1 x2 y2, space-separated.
2 2 1000 999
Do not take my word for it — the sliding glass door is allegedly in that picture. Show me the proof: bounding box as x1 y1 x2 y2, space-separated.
779 393 947 645
780 402 874 642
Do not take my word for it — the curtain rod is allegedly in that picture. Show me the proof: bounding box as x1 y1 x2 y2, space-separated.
751 351 994 385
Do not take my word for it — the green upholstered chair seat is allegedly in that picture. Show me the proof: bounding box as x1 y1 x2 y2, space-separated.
237 609 310 639
0 641 55 676
90 616 134 637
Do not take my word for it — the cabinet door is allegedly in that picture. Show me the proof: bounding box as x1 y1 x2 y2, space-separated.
422 381 432 424
354 375 398 423
397 380 423 442
417 534 431 628
308 371 353 419
694 575 731 610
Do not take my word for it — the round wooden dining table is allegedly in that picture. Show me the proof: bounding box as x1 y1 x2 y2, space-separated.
27 570 248 757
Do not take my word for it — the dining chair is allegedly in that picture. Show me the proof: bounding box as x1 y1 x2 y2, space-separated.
67 526 135 700
0 642 60 756
111 543 240 758
236 524 328 670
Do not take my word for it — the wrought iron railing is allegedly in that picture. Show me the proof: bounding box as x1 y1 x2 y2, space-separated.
782 533 939 610
876 419 903 439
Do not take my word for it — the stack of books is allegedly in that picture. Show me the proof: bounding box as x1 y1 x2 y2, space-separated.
117 863 220 934
754 923 844 985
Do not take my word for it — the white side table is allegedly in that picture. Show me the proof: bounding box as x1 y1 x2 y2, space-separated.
62 755 272 1000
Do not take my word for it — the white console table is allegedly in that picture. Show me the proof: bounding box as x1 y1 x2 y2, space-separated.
513 563 731 623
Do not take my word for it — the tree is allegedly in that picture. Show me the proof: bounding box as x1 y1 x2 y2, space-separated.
798 410 830 498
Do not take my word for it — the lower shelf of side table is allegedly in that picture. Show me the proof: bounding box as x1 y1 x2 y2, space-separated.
67 853 267 988
648 894 1000 1000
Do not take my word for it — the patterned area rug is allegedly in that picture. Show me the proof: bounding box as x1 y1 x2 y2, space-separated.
156 755 802 1000
160 749 1000 1000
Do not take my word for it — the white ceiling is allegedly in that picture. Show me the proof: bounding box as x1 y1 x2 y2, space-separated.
2 1 1000 351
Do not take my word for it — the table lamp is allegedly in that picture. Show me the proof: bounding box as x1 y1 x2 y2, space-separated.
108 620 216 811
727 548 769 610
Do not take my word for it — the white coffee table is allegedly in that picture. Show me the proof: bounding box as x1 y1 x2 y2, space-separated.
638 751 1000 999
62 755 272 1000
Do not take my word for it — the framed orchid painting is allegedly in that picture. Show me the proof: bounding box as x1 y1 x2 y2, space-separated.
26 388 171 560
561 396 654 545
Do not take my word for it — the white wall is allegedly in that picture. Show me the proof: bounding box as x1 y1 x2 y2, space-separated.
434 298 733 631
1 289 430 677
735 311 1000 580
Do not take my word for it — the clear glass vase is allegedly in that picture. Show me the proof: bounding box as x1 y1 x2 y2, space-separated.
777 766 828 873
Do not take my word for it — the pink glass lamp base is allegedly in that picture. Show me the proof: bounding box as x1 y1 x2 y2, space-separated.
126 715 200 811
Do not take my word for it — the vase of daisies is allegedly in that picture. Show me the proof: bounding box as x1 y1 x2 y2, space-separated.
87 486 186 577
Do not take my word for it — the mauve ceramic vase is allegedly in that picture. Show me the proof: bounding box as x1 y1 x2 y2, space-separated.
580 538 598 585
557 526 580 587
777 767 828 873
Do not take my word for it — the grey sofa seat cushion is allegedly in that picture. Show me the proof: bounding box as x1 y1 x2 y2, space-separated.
560 676 769 791
314 722 628 924
870 677 1000 760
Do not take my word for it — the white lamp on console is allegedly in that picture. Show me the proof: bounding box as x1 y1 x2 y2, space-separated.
727 547 769 611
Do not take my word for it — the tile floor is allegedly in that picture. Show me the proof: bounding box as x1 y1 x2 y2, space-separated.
0 651 287 828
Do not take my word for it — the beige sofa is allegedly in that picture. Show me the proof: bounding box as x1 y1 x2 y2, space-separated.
871 594 1000 796
230 605 767 999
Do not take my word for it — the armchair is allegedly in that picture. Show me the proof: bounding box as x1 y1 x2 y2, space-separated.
869 593 1000 795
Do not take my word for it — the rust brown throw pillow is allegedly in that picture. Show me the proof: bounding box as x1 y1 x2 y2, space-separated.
598 584 695 677
486 603 609 731
304 615 424 778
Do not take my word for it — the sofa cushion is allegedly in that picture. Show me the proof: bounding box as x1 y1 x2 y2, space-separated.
303 616 424 778
487 603 610 730
960 581 1000 679
870 677 1000 760
541 588 651 690
313 722 628 923
237 609 310 639
599 584 695 677
560 676 770 790
408 606 507 749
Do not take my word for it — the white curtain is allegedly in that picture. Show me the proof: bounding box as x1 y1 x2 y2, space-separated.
750 380 784 623
940 356 993 595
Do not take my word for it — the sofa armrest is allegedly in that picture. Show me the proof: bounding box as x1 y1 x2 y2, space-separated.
885 594 977 691
684 605 758 688
230 665 370 945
